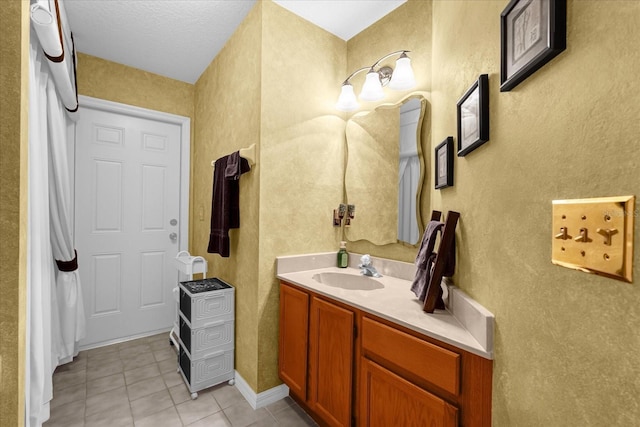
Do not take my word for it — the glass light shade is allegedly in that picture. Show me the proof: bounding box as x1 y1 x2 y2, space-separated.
388 56 416 91
335 84 359 111
359 71 385 102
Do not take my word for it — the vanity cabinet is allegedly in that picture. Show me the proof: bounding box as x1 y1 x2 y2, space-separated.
278 283 309 399
308 296 354 427
360 358 457 427
278 281 492 427
279 282 355 427
360 317 459 427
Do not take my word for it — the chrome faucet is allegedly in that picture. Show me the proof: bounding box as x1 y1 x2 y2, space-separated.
358 254 382 278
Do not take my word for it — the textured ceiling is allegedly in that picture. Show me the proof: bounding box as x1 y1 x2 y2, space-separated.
272 0 406 41
64 0 407 84
65 0 256 84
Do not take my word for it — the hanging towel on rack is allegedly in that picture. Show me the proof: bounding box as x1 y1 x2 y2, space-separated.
207 152 251 257
410 220 456 302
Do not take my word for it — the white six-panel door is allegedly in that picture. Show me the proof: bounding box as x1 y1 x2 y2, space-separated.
75 104 183 347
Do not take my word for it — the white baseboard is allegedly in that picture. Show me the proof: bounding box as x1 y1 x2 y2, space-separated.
233 370 290 409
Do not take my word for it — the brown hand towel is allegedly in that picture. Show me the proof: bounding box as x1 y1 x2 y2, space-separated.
207 152 251 257
410 219 457 303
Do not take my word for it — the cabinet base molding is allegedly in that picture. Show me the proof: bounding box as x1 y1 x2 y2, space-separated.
234 370 290 410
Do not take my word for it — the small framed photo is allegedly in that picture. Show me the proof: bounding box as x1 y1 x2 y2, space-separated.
457 74 489 157
500 0 566 92
435 137 454 189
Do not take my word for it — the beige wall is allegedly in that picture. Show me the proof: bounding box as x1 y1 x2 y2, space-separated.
192 2 263 390
191 1 345 392
76 53 195 119
0 1 29 426
258 1 346 391
346 0 639 424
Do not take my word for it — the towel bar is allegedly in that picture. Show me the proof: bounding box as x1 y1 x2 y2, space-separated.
210 143 256 167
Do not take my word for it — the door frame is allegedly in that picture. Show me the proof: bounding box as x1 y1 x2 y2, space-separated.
74 94 191 262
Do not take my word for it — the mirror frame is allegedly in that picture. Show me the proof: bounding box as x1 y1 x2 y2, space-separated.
344 91 429 247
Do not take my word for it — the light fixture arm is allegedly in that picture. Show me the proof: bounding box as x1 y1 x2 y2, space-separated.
342 66 372 85
370 50 410 69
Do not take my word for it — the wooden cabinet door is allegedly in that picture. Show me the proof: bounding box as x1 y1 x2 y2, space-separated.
278 283 310 400
309 297 354 427
360 358 458 427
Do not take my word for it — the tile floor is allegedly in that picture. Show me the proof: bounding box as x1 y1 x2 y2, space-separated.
44 333 317 427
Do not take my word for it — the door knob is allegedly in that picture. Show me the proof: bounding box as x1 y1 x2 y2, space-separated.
169 232 178 241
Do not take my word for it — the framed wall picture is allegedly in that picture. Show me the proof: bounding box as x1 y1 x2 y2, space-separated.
435 137 454 189
500 0 566 92
457 74 489 157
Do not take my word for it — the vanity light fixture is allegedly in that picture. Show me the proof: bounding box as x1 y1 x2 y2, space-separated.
336 50 416 111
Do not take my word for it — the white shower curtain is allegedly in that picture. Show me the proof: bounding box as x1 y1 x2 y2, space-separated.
27 0 85 424
27 39 57 427
47 81 86 363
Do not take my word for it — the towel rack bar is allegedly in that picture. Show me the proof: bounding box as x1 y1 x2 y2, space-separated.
210 143 256 167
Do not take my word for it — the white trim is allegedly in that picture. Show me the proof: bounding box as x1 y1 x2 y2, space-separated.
233 370 290 410
76 95 191 253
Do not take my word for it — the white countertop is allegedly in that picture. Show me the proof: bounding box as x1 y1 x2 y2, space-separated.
276 252 494 360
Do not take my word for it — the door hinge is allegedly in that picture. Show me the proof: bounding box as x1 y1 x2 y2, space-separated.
353 324 358 339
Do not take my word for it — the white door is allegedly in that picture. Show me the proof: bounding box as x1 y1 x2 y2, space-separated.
75 105 182 347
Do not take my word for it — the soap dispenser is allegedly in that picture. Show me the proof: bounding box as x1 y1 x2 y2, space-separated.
337 241 348 268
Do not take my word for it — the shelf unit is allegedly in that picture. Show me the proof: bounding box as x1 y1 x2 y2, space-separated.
177 277 235 399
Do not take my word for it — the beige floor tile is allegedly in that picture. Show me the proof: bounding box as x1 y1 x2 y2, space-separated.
134 406 183 427
153 347 176 362
186 411 232 427
162 369 184 388
127 375 166 401
149 337 173 351
45 399 85 426
176 393 221 426
264 396 295 415
47 337 319 427
130 389 174 421
223 400 270 427
119 343 152 359
87 373 126 397
158 357 178 374
86 345 119 358
246 416 278 427
117 337 148 349
270 404 318 427
86 350 121 368
125 363 161 385
50 382 87 409
169 383 192 405
85 386 131 418
86 359 124 381
211 384 245 410
52 368 87 392
85 406 134 427
122 352 156 371
55 357 87 373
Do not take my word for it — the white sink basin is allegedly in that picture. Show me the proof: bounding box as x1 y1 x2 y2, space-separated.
312 272 384 291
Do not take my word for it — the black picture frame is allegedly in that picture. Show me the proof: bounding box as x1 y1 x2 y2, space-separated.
435 137 454 189
457 74 489 157
500 0 566 92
